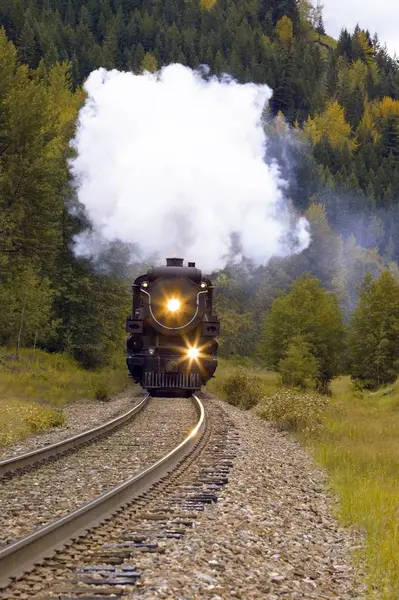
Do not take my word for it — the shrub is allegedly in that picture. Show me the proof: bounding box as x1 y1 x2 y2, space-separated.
0 400 65 446
256 390 328 433
221 368 263 410
22 404 65 432
94 383 111 401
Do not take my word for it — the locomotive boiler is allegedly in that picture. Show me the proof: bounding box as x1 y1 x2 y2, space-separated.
126 258 220 393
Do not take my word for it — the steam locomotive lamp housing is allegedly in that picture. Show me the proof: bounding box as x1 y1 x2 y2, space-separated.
126 258 220 393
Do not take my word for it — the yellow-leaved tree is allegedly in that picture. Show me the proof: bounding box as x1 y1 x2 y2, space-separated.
200 0 217 10
303 101 354 148
355 30 375 67
378 96 399 119
357 101 380 143
275 16 293 48
140 52 158 73
358 97 399 144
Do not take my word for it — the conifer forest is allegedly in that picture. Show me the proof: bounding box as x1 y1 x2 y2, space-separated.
0 0 399 389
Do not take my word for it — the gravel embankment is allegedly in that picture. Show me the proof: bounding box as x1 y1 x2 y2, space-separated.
0 389 142 460
0 397 197 548
129 398 365 600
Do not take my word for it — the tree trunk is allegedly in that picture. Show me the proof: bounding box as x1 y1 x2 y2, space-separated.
30 329 38 367
16 302 26 360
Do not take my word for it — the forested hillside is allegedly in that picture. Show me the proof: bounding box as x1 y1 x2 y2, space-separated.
0 0 399 383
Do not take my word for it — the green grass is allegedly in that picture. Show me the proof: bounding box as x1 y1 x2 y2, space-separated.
0 348 130 447
208 357 280 399
308 376 399 598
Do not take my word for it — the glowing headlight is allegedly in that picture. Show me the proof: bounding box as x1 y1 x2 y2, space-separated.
200 282 207 288
142 282 148 288
167 298 181 312
187 347 199 359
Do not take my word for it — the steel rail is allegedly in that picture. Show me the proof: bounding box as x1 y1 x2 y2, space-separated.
0 393 205 589
0 393 150 477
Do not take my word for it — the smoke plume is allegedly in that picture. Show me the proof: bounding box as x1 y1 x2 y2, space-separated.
70 64 309 272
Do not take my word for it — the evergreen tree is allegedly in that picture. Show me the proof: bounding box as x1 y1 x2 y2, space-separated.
18 19 37 66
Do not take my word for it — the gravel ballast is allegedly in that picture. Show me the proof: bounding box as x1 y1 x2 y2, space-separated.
0 396 197 548
127 398 365 599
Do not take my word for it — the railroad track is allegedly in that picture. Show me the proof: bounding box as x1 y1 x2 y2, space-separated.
0 394 149 478
0 394 238 599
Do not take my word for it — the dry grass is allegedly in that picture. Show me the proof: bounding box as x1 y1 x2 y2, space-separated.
0 401 65 447
308 376 399 598
257 389 328 433
0 348 129 447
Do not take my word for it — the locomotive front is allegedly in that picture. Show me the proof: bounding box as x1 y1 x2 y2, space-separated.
126 258 219 393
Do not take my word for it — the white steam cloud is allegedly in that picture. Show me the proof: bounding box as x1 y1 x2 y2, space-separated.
70 64 309 272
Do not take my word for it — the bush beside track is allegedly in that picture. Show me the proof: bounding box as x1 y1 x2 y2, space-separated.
209 358 326 432
0 349 129 447
211 359 399 597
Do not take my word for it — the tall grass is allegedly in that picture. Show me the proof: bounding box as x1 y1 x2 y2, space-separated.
308 376 399 598
0 348 130 447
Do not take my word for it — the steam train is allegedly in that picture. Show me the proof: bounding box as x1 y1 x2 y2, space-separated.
126 258 220 393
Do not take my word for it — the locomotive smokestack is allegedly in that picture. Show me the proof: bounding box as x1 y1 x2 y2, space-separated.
166 257 184 267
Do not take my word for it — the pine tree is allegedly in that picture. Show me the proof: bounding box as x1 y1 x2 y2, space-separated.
337 28 353 62
102 22 118 69
316 15 325 36
64 0 75 27
210 49 222 73
18 19 37 67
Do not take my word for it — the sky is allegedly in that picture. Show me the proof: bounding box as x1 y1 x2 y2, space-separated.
322 0 399 56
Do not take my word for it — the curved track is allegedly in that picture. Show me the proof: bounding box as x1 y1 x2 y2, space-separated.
0 393 205 589
0 394 149 477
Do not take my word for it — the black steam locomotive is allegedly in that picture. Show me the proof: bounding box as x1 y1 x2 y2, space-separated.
126 258 220 393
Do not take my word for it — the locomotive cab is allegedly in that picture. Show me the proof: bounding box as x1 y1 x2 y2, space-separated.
126 258 219 393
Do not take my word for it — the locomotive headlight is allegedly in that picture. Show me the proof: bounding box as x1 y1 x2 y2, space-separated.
167 298 181 312
200 282 207 288
187 347 199 360
142 281 148 288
